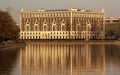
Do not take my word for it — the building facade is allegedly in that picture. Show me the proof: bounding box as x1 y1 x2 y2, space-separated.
20 8 105 40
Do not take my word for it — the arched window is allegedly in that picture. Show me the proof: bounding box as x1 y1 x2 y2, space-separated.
52 21 57 31
34 21 39 31
76 22 81 31
43 21 48 31
26 26 29 31
53 25 56 31
25 21 30 31
86 21 91 31
61 20 66 31
96 20 100 31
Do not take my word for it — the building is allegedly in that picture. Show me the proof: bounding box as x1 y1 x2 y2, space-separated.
20 8 105 40
105 17 120 39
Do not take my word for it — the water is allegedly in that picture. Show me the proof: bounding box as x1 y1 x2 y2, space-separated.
0 42 120 75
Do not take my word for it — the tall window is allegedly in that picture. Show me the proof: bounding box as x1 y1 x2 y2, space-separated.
86 21 91 31
52 21 57 31
53 25 56 31
44 25 47 31
96 20 100 31
43 21 47 31
62 25 65 31
25 22 30 31
34 22 39 31
26 26 29 31
86 25 91 31
61 21 65 31
76 23 81 31
34 26 38 31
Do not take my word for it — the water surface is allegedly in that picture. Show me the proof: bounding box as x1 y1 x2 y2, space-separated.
0 42 120 75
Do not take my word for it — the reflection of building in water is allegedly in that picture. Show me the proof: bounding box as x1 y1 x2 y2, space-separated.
20 43 105 75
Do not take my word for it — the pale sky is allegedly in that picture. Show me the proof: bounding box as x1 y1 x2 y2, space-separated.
0 0 120 23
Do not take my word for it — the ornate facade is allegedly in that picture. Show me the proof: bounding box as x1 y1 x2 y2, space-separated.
20 8 105 40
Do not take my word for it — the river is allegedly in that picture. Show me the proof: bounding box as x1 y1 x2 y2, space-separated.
0 41 120 75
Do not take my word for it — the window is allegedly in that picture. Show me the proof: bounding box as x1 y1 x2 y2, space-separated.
43 21 48 31
62 25 65 31
26 26 29 31
25 21 30 31
52 21 57 31
53 25 56 31
76 23 81 31
61 20 66 31
86 21 91 31
35 26 38 31
34 22 39 31
44 25 47 31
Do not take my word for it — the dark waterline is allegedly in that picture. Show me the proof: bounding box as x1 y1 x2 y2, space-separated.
0 42 120 75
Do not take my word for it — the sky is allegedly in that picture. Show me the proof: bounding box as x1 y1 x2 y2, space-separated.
0 0 120 23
